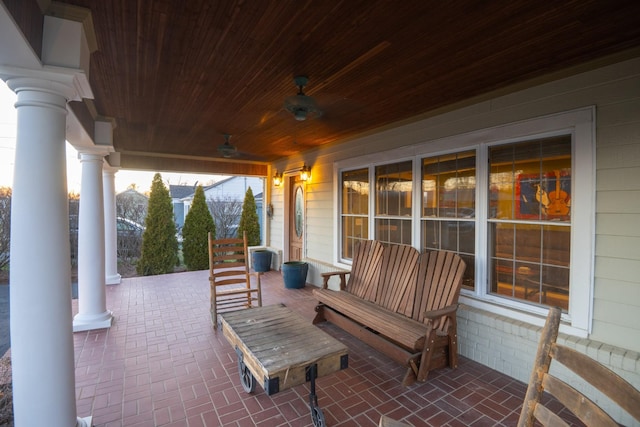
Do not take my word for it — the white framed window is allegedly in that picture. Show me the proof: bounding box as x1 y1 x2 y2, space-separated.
374 160 413 246
335 107 595 335
340 167 370 259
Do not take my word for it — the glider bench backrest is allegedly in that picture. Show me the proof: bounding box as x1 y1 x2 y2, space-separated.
313 240 466 385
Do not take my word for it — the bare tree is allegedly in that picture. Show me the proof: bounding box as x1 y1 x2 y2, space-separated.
0 187 11 270
207 196 242 239
116 189 148 226
68 194 80 267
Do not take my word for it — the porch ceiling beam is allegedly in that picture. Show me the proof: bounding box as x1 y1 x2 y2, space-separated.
119 152 268 177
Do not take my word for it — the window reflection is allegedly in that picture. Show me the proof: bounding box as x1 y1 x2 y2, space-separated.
341 168 369 259
375 161 412 245
488 136 571 309
421 151 476 289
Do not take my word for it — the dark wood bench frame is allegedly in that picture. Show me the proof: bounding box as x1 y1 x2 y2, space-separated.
312 240 466 385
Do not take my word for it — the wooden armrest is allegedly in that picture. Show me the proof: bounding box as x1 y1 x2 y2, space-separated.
321 271 348 290
250 271 262 287
423 303 458 320
216 288 261 296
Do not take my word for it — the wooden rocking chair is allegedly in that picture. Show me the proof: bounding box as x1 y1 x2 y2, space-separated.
208 232 262 328
518 306 640 426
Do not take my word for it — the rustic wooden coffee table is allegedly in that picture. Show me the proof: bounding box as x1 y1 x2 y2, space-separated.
220 304 348 427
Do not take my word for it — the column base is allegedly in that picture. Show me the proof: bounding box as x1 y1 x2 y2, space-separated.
106 274 121 285
73 310 113 332
77 416 93 427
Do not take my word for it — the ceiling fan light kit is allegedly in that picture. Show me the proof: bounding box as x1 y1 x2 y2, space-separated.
284 76 322 121
217 134 238 158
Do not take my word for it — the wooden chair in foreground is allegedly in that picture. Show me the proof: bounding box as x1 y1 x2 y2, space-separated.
208 232 262 328
517 306 640 426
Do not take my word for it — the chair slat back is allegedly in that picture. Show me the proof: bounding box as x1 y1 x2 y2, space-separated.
375 244 420 314
517 307 640 427
413 251 466 327
209 233 250 288
346 240 385 301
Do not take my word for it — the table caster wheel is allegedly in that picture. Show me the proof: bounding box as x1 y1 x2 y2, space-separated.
311 405 325 427
238 362 256 393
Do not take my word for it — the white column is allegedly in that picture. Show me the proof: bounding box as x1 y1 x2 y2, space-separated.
73 152 113 331
103 167 121 285
7 77 90 426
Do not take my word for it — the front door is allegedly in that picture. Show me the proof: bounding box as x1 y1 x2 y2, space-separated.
289 176 304 261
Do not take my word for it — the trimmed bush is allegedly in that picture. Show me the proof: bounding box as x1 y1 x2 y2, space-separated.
182 185 215 270
137 173 179 275
237 187 260 246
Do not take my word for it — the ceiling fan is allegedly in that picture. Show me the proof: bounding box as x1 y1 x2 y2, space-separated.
217 134 237 158
284 76 323 121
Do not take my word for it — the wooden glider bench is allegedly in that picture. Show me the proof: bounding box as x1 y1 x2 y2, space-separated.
312 240 466 385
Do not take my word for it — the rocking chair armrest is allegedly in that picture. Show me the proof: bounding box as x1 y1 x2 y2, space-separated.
250 271 262 285
423 303 458 321
321 271 349 290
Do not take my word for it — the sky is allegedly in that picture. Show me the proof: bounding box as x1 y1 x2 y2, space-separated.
0 80 225 194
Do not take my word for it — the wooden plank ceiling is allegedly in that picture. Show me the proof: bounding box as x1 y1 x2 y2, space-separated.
24 1 640 174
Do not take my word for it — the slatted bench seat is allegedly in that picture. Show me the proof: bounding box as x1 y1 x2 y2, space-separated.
313 240 466 385
313 290 429 351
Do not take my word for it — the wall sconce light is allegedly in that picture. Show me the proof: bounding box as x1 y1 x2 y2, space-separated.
273 171 283 187
278 164 312 184
300 164 311 182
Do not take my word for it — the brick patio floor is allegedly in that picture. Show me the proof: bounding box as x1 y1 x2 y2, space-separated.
71 270 582 427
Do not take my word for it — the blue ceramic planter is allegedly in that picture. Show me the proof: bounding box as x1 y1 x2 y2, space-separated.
281 261 308 289
252 250 272 273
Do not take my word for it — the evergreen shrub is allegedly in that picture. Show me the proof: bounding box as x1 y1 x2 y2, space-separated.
137 173 179 275
182 185 215 270
237 186 260 247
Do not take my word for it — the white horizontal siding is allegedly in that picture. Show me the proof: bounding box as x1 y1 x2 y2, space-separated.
597 166 640 190
591 62 640 353
596 213 640 236
596 235 640 260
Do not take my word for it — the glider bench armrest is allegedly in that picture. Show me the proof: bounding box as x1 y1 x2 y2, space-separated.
321 271 349 290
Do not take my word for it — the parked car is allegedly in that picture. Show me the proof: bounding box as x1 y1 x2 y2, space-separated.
70 216 145 261
116 217 144 260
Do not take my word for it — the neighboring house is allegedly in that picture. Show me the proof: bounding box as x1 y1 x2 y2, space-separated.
202 176 263 201
172 177 265 242
169 185 196 230
202 177 264 241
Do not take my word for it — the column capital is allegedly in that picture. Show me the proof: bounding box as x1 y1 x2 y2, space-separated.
102 166 119 175
78 148 110 160
0 65 93 102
